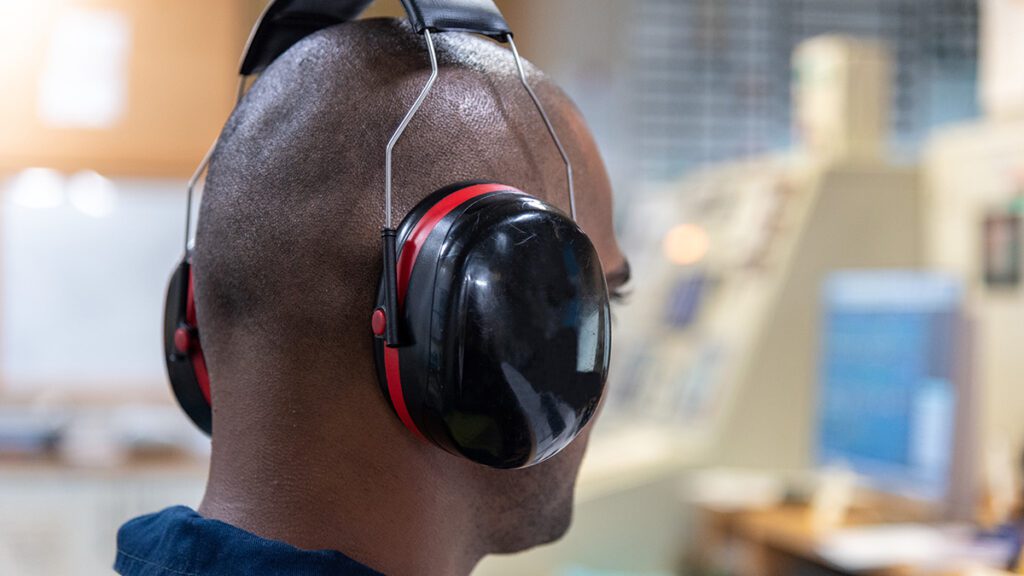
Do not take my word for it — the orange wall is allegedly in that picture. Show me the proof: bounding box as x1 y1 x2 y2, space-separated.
0 0 249 178
0 0 537 179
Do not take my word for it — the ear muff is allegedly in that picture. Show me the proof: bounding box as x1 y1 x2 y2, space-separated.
163 260 213 434
373 182 611 469
167 0 607 462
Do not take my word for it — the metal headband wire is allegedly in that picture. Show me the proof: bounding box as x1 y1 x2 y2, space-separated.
384 31 578 228
184 26 580 255
507 36 576 221
183 76 248 254
385 29 439 230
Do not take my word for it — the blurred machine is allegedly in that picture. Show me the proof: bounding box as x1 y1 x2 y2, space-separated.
817 272 975 520
683 4 1024 571
922 0 1024 525
792 36 891 164
609 36 923 471
688 273 986 576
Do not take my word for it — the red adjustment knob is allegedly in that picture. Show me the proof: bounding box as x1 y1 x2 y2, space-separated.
174 327 192 355
371 308 387 337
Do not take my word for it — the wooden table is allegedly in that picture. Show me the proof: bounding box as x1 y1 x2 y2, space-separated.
693 503 1016 576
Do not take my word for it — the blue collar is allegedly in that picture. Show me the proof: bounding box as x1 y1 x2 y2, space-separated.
115 506 384 576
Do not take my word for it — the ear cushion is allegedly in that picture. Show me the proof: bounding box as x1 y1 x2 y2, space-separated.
373 181 611 469
163 260 213 435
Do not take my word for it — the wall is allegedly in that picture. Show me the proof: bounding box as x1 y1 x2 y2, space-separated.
0 0 249 177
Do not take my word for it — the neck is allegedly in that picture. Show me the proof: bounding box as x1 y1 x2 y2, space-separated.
198 424 485 576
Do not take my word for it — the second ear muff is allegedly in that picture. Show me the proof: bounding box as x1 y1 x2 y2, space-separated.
372 182 611 469
163 260 213 434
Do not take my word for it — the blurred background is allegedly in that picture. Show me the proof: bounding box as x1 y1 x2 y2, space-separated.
2 0 1024 574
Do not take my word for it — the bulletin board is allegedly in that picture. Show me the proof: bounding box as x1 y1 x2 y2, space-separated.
0 0 250 178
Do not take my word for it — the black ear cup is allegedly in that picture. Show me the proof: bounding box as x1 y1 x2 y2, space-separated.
163 260 213 435
373 182 611 469
168 2 601 457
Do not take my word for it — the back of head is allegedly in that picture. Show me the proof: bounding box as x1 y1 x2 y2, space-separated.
197 17 603 395
193 17 622 571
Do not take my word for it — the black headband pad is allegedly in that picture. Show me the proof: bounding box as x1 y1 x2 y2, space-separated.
399 0 510 38
241 0 374 75
240 0 511 76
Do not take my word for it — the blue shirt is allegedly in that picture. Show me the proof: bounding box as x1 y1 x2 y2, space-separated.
115 506 384 576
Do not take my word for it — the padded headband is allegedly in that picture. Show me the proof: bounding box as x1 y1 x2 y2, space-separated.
241 0 511 75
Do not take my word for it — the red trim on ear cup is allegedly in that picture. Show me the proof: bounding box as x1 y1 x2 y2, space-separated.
186 269 212 404
383 183 523 440
193 350 212 404
396 183 519 303
384 347 419 438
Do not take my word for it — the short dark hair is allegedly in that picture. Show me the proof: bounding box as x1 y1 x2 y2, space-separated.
195 18 575 380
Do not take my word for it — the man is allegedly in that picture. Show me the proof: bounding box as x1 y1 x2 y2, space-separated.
116 17 629 576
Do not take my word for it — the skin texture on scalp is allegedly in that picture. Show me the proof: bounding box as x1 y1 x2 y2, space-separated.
194 18 625 576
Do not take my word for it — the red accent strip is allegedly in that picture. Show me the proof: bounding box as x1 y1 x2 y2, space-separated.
385 183 523 440
397 183 521 304
186 268 197 325
385 347 423 440
193 349 212 404
186 268 212 404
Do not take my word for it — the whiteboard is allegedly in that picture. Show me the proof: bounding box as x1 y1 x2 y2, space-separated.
1 171 186 393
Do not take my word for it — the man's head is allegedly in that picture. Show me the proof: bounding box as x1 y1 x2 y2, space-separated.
194 18 627 561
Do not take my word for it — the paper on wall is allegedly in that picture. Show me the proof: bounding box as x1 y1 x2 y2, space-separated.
37 8 132 129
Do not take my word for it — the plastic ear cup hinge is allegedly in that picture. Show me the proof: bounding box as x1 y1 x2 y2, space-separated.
371 308 387 337
173 325 194 356
381 229 401 347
